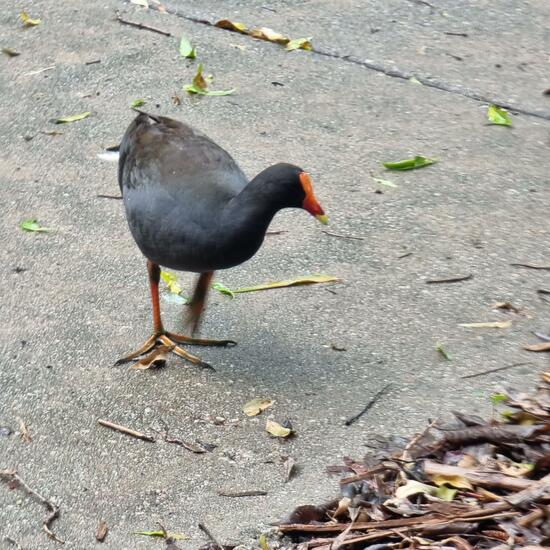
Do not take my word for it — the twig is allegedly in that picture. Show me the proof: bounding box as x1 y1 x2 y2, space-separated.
0 469 64 544
426 274 472 284
198 523 223 550
400 418 439 462
537 289 550 304
344 383 392 426
115 11 172 36
397 251 413 259
461 361 533 379
266 230 288 236
444 31 469 37
510 263 550 271
97 419 155 442
96 194 122 200
217 490 268 497
322 230 365 241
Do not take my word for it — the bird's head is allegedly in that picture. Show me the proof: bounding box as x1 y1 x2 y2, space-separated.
264 163 328 225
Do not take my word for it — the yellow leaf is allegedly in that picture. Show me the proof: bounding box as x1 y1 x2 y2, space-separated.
55 112 91 124
250 27 289 45
160 271 182 295
266 419 292 438
395 480 437 499
286 37 312 51
233 274 339 293
458 320 512 329
214 19 248 33
243 398 273 417
431 474 473 490
19 12 41 27
436 485 457 501
498 462 534 478
259 534 270 550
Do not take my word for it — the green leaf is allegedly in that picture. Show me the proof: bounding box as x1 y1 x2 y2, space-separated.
435 343 450 361
487 104 512 126
160 271 183 295
133 530 187 540
436 485 457 501
20 219 52 232
179 34 196 59
232 274 340 293
371 176 397 188
19 12 41 27
183 63 234 96
130 99 145 108
212 281 235 299
54 112 91 124
2 47 20 57
383 156 436 171
259 533 270 550
490 393 508 405
286 37 312 51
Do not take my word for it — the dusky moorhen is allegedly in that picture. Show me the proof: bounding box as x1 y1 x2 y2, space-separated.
116 112 327 368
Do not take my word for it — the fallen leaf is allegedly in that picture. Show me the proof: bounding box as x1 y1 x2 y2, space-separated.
431 474 473 490
487 104 512 126
160 271 183 296
498 461 534 477
259 533 270 550
383 155 436 171
130 0 149 7
371 175 397 188
214 19 248 34
266 419 292 438
212 281 235 298
183 63 234 96
286 37 312 51
524 342 550 352
459 321 511 329
436 485 457 501
282 455 296 482
409 76 422 85
17 417 32 443
250 27 289 45
96 521 108 542
54 112 91 124
2 48 20 57
232 274 340 293
436 343 451 361
130 99 146 108
179 34 196 59
395 480 437 499
133 530 187 540
243 398 273 417
19 12 41 27
20 219 52 233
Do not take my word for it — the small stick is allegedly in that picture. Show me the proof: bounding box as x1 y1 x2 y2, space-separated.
461 361 533 379
426 274 472 284
322 230 365 241
510 263 550 271
97 419 155 442
344 383 392 426
96 194 122 200
266 230 288 236
115 12 172 36
397 251 413 259
198 523 223 550
217 490 268 497
0 469 64 544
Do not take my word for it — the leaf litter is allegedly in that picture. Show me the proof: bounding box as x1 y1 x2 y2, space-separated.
183 63 234 96
279 372 550 548
243 398 273 417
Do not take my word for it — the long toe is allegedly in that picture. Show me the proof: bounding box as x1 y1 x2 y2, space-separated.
166 331 236 347
115 334 158 365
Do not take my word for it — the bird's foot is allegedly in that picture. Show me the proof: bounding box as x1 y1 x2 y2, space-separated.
115 332 235 370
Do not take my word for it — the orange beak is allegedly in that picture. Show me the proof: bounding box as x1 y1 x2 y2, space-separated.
299 172 328 225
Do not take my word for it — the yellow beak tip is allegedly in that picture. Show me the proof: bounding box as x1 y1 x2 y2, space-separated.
315 214 329 225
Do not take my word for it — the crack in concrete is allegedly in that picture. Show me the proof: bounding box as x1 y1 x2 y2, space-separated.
146 2 550 122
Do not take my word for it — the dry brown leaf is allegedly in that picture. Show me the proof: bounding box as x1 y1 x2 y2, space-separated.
96 520 108 542
493 302 520 313
524 342 550 352
243 398 273 417
282 456 296 482
459 320 512 329
430 474 474 490
249 27 289 45
498 462 534 478
266 419 292 438
17 417 31 443
214 19 248 33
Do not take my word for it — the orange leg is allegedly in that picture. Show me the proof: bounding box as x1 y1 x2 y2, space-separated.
115 261 235 369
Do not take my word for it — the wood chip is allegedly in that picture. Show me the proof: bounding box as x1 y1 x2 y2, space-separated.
96 520 108 542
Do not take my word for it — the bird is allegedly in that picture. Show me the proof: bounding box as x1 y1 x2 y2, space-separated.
116 111 327 369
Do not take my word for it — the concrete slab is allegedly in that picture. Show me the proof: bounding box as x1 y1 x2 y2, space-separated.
1 1 549 548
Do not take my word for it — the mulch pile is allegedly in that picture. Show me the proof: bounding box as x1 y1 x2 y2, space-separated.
279 373 550 549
